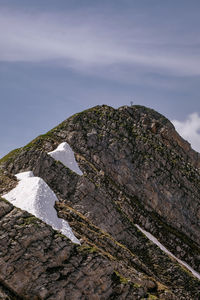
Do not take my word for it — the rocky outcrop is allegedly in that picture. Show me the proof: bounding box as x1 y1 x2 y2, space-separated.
0 170 17 195
0 105 200 299
1 197 180 300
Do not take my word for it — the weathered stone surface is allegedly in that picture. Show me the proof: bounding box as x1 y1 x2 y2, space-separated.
0 105 200 299
0 198 181 299
0 171 17 195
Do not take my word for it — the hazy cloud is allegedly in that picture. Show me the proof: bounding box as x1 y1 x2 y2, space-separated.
172 113 200 153
0 8 200 77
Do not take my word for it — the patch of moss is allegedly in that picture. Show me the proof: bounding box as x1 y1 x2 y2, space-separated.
112 271 129 284
55 233 67 239
133 283 142 288
0 130 59 166
77 244 98 254
20 216 39 226
0 148 21 165
23 131 55 150
78 154 99 173
0 197 10 204
147 294 158 299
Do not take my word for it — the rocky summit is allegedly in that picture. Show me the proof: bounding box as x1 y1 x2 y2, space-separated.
0 105 200 300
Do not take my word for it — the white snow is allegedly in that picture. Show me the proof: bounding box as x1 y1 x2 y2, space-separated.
3 171 80 244
16 171 34 180
135 224 200 280
48 142 83 175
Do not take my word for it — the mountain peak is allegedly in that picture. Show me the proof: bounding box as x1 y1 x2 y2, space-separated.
0 105 200 299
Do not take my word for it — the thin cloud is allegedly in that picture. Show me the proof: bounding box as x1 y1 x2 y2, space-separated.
0 8 200 77
172 113 200 153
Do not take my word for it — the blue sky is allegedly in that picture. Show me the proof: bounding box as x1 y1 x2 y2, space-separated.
1 0 200 157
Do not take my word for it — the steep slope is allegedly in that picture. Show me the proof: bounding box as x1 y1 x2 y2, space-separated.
0 105 200 299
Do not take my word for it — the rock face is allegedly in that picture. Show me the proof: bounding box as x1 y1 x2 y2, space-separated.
0 105 200 299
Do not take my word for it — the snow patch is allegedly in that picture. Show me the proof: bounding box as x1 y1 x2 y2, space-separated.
3 171 80 244
135 224 200 280
48 142 83 175
16 171 34 180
